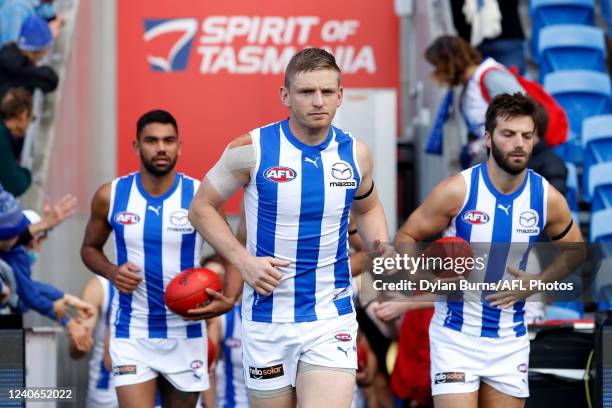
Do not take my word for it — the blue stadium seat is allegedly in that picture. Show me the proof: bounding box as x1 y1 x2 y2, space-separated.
582 115 612 199
588 162 612 211
538 25 606 81
544 70 612 162
530 0 595 61
565 162 580 222
590 208 612 242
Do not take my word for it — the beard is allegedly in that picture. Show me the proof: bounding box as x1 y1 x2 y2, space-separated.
491 139 530 176
141 152 177 176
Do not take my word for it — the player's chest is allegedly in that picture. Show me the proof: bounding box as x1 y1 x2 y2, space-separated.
256 150 358 205
458 198 543 239
111 200 196 241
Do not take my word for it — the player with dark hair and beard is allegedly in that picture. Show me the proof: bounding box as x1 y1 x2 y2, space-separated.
395 93 584 408
81 110 211 408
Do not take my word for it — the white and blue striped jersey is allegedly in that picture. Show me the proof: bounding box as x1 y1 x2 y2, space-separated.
215 304 247 408
87 276 117 408
108 172 205 338
243 119 361 322
434 163 548 338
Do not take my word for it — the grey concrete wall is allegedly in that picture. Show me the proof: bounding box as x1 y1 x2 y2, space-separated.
24 0 116 406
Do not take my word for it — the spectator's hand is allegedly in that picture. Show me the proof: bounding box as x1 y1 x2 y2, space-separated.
67 319 93 352
374 301 410 322
52 298 68 321
1 284 9 304
184 288 233 321
43 194 77 230
111 261 143 294
63 294 95 319
238 256 287 296
48 16 65 39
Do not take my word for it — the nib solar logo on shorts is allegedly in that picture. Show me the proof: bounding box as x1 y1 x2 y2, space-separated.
143 18 198 72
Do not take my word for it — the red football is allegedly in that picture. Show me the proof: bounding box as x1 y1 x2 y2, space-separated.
164 268 222 317
207 337 217 369
424 237 474 279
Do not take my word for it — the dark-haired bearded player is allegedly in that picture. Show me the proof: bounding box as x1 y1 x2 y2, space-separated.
395 93 584 408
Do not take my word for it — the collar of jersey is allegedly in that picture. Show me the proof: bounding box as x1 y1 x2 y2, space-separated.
280 119 333 151
135 172 180 202
480 163 530 202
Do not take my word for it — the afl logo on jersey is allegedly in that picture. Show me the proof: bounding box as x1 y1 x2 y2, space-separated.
114 211 141 225
463 210 490 225
264 166 297 183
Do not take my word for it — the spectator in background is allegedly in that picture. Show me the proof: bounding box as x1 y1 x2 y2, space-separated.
450 0 527 74
0 88 33 197
0 0 62 46
425 35 526 168
0 190 93 350
528 105 567 196
0 14 58 97
0 258 13 307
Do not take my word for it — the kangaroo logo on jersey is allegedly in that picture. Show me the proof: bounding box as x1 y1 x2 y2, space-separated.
264 166 297 183
114 212 141 225
517 210 540 235
462 210 490 225
143 18 198 72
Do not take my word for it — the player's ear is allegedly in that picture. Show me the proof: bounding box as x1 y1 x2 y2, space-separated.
484 131 492 150
280 86 290 108
132 137 139 155
337 86 344 108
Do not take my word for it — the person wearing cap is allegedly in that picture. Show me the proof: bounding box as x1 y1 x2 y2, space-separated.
0 0 60 46
0 14 58 97
0 190 93 350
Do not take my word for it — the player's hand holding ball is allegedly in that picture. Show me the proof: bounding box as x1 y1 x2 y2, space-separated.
238 255 288 296
165 268 224 321
111 261 143 294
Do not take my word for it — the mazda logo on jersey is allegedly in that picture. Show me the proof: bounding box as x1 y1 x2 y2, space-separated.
329 161 357 188
249 364 284 380
114 212 141 225
167 209 195 233
519 210 538 228
264 166 297 183
462 210 489 225
170 209 189 226
517 210 540 235
331 162 353 180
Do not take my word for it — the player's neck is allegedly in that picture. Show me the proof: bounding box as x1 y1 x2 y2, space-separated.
287 117 329 146
485 160 526 195
139 169 177 197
